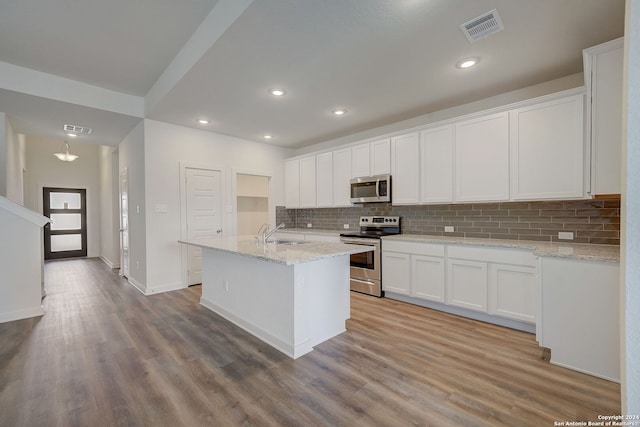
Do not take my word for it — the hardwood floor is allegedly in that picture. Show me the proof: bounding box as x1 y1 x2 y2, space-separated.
0 258 620 426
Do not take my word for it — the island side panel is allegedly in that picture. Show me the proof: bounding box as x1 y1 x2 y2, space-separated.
199 248 352 359
293 255 350 351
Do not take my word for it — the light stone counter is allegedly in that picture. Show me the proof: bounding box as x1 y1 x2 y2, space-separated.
383 234 620 263
179 235 371 266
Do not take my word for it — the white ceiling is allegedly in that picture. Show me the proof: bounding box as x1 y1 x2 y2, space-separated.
0 0 626 149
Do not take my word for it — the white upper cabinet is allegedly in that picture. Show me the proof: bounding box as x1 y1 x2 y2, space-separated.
333 148 352 207
510 94 585 200
351 139 391 178
371 139 391 175
284 159 300 208
391 132 420 205
351 143 371 177
420 125 454 203
584 38 623 196
316 152 334 207
298 156 317 208
455 112 510 202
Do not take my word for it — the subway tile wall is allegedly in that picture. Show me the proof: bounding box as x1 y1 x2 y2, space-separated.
276 199 621 245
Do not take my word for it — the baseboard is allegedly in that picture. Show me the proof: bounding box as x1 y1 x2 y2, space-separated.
0 306 44 324
127 277 147 295
144 282 185 295
99 256 120 269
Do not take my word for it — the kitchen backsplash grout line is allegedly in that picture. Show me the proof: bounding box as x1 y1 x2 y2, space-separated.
276 198 621 245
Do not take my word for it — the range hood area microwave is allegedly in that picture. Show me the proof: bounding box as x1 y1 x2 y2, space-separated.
350 174 391 204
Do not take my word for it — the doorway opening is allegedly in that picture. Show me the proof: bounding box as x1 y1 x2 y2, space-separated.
43 187 87 260
236 174 271 235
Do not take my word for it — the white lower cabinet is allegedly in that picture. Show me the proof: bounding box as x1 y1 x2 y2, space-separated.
383 239 537 326
446 259 488 312
382 241 445 299
488 263 536 323
412 255 445 302
381 252 411 295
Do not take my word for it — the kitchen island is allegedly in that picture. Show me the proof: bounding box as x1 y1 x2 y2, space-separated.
179 236 373 359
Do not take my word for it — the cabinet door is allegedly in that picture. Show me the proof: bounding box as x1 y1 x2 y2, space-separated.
333 148 352 207
316 152 333 207
391 132 420 205
510 94 584 200
446 259 488 312
382 252 411 295
299 156 317 208
421 125 453 203
284 159 300 208
371 139 391 175
412 255 445 302
351 143 371 178
455 112 509 202
588 41 623 195
488 264 536 323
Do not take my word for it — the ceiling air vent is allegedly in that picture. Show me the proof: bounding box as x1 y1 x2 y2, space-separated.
63 124 92 135
459 9 504 43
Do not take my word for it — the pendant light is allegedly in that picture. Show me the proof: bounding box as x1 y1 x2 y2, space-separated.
53 140 79 162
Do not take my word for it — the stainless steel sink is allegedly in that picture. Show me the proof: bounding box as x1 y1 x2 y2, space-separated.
265 239 308 245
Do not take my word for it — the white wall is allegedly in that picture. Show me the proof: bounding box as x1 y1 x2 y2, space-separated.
118 121 147 290
0 112 6 197
622 0 640 414
6 123 26 205
99 145 119 268
142 119 292 294
24 135 101 257
0 204 45 323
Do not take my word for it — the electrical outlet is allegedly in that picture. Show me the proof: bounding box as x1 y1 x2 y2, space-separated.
558 232 574 240
444 226 455 233
343 224 350 229
307 223 313 228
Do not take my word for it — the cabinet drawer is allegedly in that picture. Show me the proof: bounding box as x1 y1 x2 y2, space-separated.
447 245 536 266
382 240 445 257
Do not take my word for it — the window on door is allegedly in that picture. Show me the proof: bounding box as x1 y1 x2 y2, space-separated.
43 187 87 260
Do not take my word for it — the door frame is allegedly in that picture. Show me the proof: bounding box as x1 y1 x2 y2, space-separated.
231 168 275 236
179 162 226 288
119 167 129 278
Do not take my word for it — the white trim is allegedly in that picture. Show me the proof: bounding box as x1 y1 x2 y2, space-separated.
99 255 120 269
127 277 147 295
145 281 185 295
0 306 44 324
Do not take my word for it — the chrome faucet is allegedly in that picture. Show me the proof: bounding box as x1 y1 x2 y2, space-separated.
262 223 285 244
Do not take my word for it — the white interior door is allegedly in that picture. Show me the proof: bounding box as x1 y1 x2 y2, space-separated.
186 168 222 285
119 169 130 279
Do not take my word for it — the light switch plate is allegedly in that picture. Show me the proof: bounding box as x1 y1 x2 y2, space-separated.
444 226 454 233
307 223 313 228
343 224 350 229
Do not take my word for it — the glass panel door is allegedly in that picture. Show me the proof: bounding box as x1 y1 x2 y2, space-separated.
43 187 87 259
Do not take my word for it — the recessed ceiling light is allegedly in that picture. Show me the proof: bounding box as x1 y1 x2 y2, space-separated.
263 135 273 140
269 88 286 96
197 119 209 125
456 57 480 69
332 109 347 116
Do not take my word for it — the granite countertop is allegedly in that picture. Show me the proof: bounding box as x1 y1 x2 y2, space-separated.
178 235 372 266
276 228 342 237
382 234 620 263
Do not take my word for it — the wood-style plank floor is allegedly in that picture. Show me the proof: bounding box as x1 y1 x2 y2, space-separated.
0 258 620 426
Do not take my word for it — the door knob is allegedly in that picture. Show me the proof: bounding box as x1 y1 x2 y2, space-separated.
216 229 222 233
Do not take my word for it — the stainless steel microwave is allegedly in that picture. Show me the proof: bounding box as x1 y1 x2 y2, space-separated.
350 174 391 203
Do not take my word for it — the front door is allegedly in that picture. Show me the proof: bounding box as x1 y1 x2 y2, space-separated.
43 187 87 260
186 168 222 285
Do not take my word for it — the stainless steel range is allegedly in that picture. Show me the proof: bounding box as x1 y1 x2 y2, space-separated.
340 216 400 297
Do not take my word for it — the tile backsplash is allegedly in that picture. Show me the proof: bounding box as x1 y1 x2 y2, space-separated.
276 199 620 245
